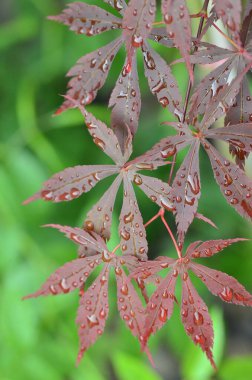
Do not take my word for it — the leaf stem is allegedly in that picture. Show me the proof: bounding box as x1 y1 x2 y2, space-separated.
160 212 182 258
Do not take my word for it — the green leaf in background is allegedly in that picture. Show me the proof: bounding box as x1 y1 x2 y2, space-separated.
219 356 252 380
112 351 163 380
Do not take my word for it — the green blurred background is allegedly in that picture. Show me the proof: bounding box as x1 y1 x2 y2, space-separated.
0 1 252 379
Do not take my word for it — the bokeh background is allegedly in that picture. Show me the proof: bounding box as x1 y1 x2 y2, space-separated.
1 1 252 379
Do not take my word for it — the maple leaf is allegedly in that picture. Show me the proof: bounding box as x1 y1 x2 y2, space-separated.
212 0 242 43
164 63 252 244
161 0 193 82
49 0 184 144
187 3 252 167
24 105 178 260
130 237 252 368
24 224 152 363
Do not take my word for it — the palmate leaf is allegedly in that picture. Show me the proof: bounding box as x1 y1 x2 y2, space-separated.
162 0 193 82
212 0 242 43
76 266 110 363
48 3 123 36
171 140 201 244
142 41 183 119
122 0 156 66
109 52 141 151
24 224 154 363
168 62 252 241
55 37 123 115
225 74 252 168
24 108 176 257
204 142 252 219
50 0 183 142
103 0 127 13
188 1 252 126
119 175 148 260
130 238 252 367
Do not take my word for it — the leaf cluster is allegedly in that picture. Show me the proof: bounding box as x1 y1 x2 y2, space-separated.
24 0 252 369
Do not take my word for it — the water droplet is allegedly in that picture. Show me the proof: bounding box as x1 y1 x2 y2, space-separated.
158 307 168 322
173 269 178 277
230 198 239 205
159 97 170 107
186 326 194 334
99 308 106 319
193 311 204 326
160 197 176 212
85 220 94 232
133 175 143 186
139 247 146 255
132 34 143 48
219 286 233 302
161 145 177 158
59 278 70 293
182 309 188 318
49 285 57 295
164 14 173 24
87 314 99 328
161 262 169 268
102 250 111 262
121 284 129 296
70 188 80 198
183 272 188 281
150 303 157 310
187 173 200 195
225 189 232 196
124 212 134 224
42 190 54 201
194 334 205 345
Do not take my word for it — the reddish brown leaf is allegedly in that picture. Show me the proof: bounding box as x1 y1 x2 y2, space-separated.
129 133 193 168
23 165 118 204
186 238 248 259
240 1 252 47
122 0 156 69
144 272 177 339
149 27 175 48
76 266 110 363
82 108 126 165
84 175 122 240
189 57 238 123
43 224 109 254
48 3 122 36
188 42 237 65
200 63 251 131
225 75 252 168
103 0 127 14
142 42 183 118
109 52 141 151
195 213 218 230
23 255 102 299
116 267 146 344
131 173 174 211
213 0 241 43
190 263 252 306
181 276 215 368
207 123 252 154
55 37 122 114
162 0 193 82
172 140 201 243
205 142 252 221
119 176 148 260
129 257 176 282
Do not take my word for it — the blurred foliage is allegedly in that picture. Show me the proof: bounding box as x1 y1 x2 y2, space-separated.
0 1 252 379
